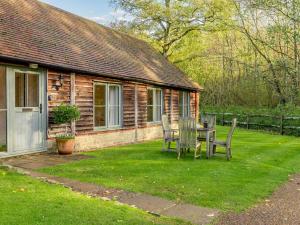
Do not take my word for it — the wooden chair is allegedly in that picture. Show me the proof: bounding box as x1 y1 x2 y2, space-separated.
161 114 179 152
177 117 201 159
200 114 216 129
198 114 216 142
211 118 237 160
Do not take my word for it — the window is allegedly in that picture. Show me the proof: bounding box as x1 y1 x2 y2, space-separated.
147 88 162 122
15 73 39 107
179 91 190 117
94 83 121 129
0 66 7 152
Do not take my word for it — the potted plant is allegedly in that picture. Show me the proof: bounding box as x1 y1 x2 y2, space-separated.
52 104 80 155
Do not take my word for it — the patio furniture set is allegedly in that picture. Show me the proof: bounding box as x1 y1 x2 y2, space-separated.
162 114 237 160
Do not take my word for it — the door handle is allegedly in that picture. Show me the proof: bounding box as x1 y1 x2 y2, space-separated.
40 104 42 114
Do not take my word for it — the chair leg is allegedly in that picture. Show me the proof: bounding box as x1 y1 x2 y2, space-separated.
194 144 201 159
199 143 202 158
168 142 171 151
162 140 166 152
213 145 216 154
176 141 181 160
226 146 230 161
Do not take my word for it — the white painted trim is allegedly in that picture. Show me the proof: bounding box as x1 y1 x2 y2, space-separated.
146 87 163 123
179 91 190 118
0 148 47 159
93 82 122 130
6 66 47 155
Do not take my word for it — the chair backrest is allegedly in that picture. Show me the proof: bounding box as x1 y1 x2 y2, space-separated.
162 114 171 140
226 118 237 148
179 117 197 150
200 114 216 129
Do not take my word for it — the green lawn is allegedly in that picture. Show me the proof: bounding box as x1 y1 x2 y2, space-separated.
41 126 300 212
0 166 188 225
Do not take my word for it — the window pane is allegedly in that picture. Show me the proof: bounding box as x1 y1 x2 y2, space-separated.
0 66 6 109
155 89 162 121
109 86 120 106
109 106 120 126
94 106 106 127
108 86 120 126
95 85 106 105
0 111 6 152
15 73 25 107
147 89 153 105
27 74 39 107
147 106 153 122
156 90 162 106
156 106 162 121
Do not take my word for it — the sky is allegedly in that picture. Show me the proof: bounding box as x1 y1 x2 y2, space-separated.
40 0 126 25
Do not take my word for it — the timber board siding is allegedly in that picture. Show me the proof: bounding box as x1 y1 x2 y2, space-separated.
137 84 148 128
75 74 94 134
190 92 196 118
47 69 199 137
163 89 172 121
172 90 179 122
122 82 136 128
47 70 71 138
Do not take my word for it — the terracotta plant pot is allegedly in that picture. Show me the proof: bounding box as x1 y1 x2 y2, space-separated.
56 137 75 155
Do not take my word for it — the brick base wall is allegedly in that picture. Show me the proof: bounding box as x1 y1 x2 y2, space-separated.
47 125 165 152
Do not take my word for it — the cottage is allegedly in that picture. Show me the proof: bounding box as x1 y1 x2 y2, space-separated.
0 0 202 157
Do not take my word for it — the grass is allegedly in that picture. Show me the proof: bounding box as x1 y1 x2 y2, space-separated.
0 144 6 152
40 126 300 212
0 166 188 225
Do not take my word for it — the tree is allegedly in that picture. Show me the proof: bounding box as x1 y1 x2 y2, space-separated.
232 0 300 105
111 0 231 58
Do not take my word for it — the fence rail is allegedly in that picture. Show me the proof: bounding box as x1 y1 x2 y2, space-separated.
203 112 300 136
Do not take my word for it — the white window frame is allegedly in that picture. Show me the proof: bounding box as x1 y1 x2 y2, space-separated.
147 87 163 123
179 91 190 118
93 82 122 130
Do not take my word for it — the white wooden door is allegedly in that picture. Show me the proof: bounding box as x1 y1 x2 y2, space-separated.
7 67 46 153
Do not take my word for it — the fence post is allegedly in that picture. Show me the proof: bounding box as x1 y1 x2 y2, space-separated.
246 115 249 129
280 115 284 135
222 112 225 126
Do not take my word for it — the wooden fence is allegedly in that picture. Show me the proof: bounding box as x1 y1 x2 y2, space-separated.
202 112 300 136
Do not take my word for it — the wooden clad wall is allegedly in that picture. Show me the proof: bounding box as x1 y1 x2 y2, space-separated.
123 82 135 128
74 75 137 134
47 70 71 138
190 92 196 118
47 70 200 137
163 89 172 121
75 75 94 134
172 90 179 122
137 84 148 128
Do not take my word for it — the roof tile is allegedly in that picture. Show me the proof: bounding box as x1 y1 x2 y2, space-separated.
0 0 201 90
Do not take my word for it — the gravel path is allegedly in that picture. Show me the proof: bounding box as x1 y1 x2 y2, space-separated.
217 174 300 225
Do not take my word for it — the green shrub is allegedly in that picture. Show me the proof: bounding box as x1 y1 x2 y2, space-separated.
52 104 80 125
52 104 80 138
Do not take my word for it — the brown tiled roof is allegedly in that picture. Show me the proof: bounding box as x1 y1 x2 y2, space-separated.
0 0 202 91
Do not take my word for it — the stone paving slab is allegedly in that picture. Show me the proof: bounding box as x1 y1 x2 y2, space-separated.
162 203 219 225
0 152 92 170
29 171 219 225
117 192 177 214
